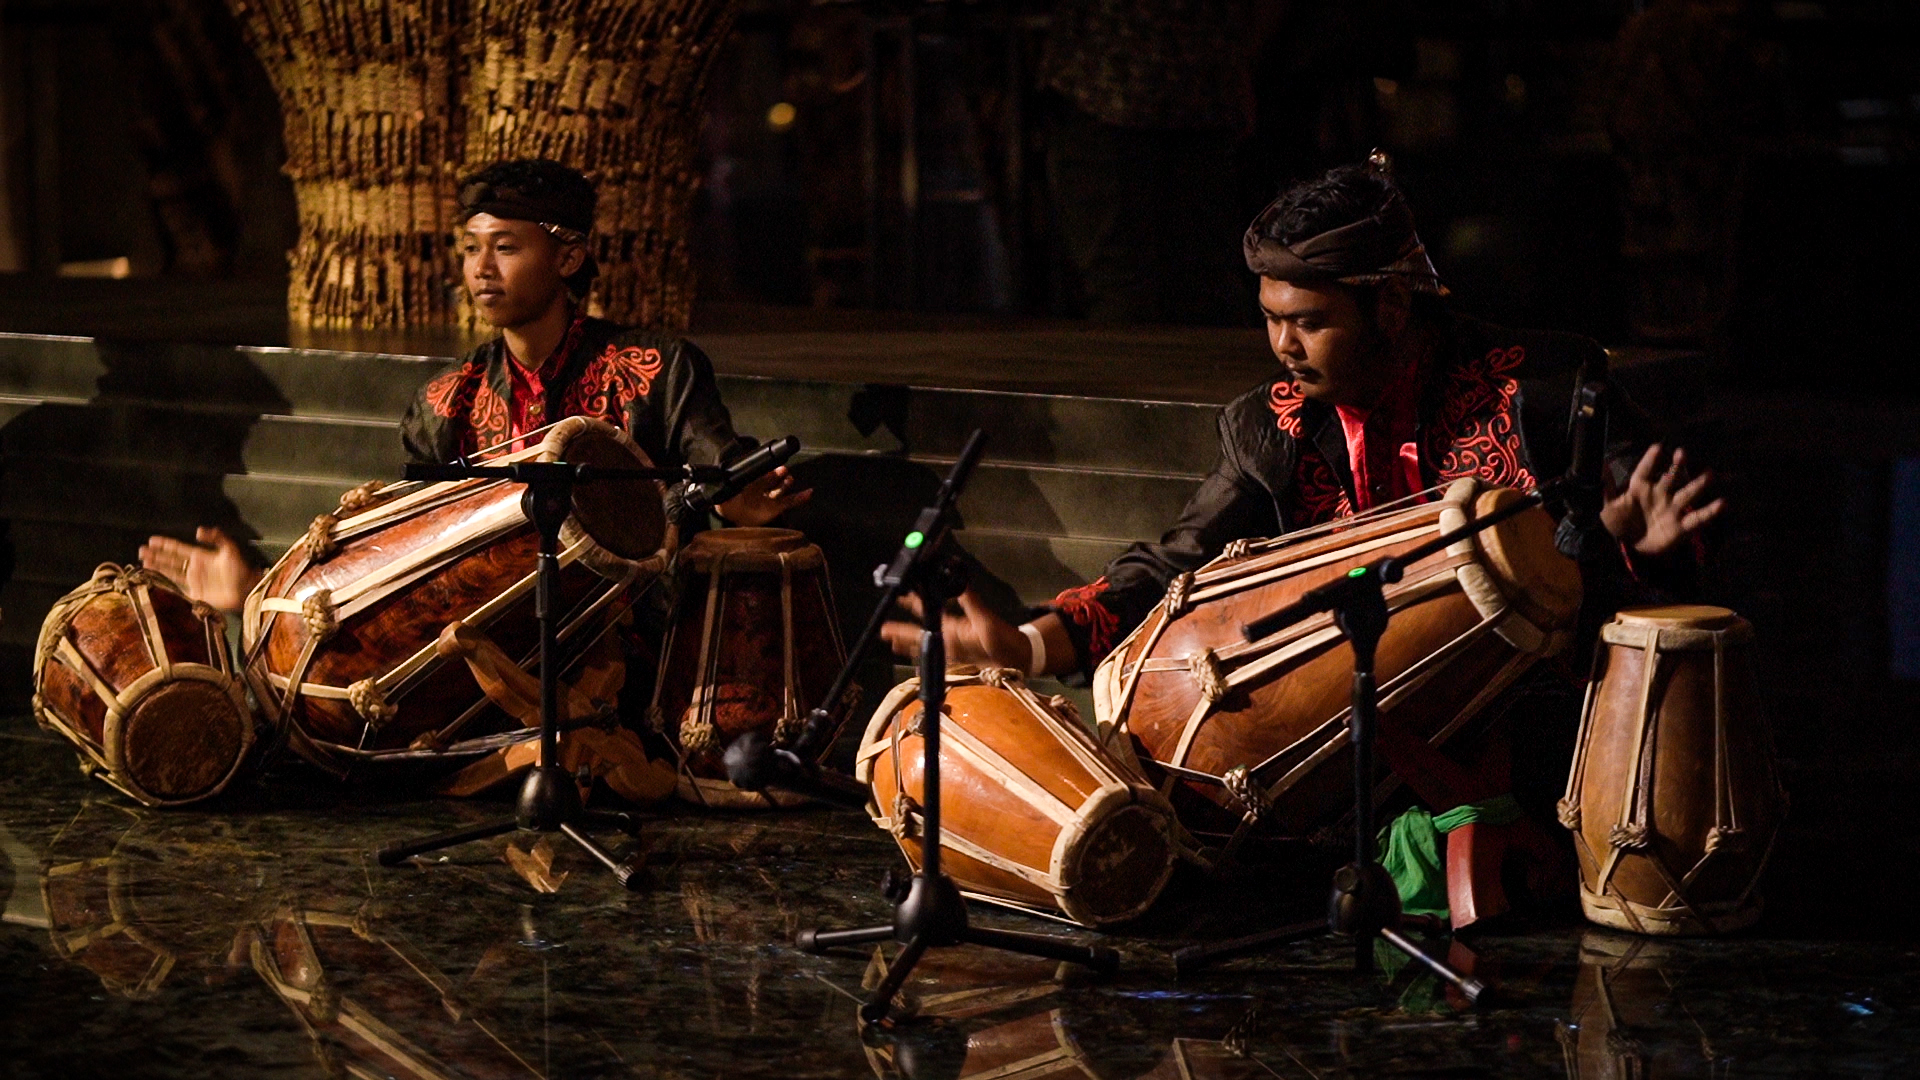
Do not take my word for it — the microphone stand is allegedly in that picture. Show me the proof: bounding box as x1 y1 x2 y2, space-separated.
773 431 1119 1026
373 440 796 890
1170 477 1586 1000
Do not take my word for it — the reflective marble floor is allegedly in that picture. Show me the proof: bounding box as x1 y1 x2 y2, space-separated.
3 713 1916 1080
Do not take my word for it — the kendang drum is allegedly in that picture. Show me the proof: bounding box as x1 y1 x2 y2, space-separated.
1559 606 1786 936
33 563 257 807
243 417 670 778
858 667 1181 928
1094 478 1583 849
648 528 851 807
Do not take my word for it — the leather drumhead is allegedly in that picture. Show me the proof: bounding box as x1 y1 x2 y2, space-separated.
1613 604 1742 631
680 527 810 569
540 417 667 560
1472 487 1584 631
120 679 249 803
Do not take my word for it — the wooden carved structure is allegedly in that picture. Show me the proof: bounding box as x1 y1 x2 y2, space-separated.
226 0 737 330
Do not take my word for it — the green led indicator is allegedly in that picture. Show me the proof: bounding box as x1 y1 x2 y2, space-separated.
1347 567 1367 578
904 531 925 549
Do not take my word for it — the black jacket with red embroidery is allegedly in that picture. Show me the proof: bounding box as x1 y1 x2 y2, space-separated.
397 316 755 470
1046 314 1661 675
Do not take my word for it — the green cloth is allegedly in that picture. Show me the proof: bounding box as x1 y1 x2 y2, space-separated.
1375 795 1524 920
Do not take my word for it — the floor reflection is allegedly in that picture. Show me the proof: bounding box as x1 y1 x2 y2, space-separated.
2 715 1918 1077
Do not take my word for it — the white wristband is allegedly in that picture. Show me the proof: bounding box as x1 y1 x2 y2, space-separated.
1019 622 1048 677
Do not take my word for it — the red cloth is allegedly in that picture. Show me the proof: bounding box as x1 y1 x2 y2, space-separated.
504 315 589 443
1333 358 1425 512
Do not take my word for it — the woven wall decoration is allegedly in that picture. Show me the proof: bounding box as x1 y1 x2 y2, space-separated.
227 0 737 331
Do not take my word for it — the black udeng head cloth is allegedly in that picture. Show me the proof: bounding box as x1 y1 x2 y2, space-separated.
456 158 599 287
1242 165 1448 296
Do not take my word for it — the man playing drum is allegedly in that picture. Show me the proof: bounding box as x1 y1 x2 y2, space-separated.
890 159 1721 678
140 159 809 611
887 158 1725 919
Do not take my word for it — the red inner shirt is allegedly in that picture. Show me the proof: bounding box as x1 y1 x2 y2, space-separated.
504 315 588 442
1334 357 1426 512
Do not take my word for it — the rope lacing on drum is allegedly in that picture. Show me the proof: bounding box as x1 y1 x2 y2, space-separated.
1556 797 1582 831
1046 694 1082 728
300 588 339 643
1221 538 1252 561
305 513 340 561
1222 765 1270 824
774 710 803 747
1189 648 1228 704
1164 572 1194 618
646 704 669 733
336 480 385 514
1609 822 1652 850
348 678 397 727
680 714 718 756
977 667 1019 690
891 791 920 839
1705 825 1746 854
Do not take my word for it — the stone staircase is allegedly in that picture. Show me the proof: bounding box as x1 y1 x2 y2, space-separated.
0 331 1229 715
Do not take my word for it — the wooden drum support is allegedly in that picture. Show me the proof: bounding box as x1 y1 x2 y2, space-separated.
1560 606 1786 936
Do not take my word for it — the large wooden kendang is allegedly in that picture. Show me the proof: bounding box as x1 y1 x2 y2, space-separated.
228 0 737 330
1094 480 1583 849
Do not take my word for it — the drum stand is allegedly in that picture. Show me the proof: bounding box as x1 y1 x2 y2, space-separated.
373 457 731 891
1170 481 1578 1001
779 432 1120 1025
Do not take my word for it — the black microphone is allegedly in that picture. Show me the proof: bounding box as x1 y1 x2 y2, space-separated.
683 436 801 514
1554 377 1609 559
722 729 869 808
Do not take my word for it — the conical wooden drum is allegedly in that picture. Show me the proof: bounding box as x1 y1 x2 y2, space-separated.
1560 606 1786 935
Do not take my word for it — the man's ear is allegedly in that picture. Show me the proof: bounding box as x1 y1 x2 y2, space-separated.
1373 278 1412 339
555 241 588 280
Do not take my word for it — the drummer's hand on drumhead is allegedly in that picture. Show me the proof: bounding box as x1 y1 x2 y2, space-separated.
881 587 1033 671
138 526 260 614
1602 444 1726 558
716 466 813 527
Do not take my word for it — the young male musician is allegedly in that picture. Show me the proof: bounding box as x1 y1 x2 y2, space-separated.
890 159 1721 680
142 159 808 610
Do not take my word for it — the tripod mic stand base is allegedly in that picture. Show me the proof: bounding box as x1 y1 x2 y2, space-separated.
798 872 1120 1025
375 765 647 892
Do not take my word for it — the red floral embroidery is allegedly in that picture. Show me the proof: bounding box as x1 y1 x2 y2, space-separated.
1426 346 1538 491
1286 443 1354 527
464 379 512 457
1268 378 1307 436
564 344 664 425
423 366 479 420
1052 577 1121 665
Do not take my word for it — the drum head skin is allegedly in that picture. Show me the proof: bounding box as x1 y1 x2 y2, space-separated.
539 417 667 561
120 680 251 802
1471 487 1583 631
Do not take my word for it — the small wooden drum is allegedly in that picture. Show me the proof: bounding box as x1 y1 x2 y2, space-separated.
1094 478 1583 846
1560 606 1786 935
649 527 850 808
858 667 1180 928
33 563 256 807
243 417 669 777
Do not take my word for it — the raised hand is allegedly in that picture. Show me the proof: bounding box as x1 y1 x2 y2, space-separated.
880 587 1034 671
1601 444 1726 558
716 465 813 527
138 526 260 614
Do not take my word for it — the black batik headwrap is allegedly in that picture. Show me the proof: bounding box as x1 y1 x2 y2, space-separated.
1242 191 1448 295
457 177 599 287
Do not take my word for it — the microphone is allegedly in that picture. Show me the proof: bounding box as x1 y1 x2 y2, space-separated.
722 729 869 808
682 436 801 515
1554 376 1609 559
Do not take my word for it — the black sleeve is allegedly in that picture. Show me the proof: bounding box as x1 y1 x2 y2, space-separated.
653 338 757 469
1048 405 1280 677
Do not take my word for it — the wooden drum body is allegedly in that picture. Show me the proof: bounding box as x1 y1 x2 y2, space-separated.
650 528 850 808
33 564 256 807
1560 606 1785 936
243 418 668 777
1094 479 1582 843
858 668 1179 928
